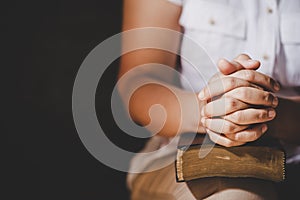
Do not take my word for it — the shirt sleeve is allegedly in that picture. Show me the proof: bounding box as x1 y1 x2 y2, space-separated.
167 0 183 6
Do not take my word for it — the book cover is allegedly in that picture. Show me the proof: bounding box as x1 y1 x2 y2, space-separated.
175 133 285 182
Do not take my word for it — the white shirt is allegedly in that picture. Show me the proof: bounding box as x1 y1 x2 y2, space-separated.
177 0 300 92
127 0 300 188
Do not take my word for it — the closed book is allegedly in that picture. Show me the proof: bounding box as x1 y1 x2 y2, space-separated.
175 133 285 182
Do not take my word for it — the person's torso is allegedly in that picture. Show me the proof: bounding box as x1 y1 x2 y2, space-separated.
178 0 300 96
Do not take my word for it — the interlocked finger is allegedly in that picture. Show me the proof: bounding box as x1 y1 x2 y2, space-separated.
206 129 246 147
223 108 276 125
202 97 249 117
199 77 264 101
224 87 279 107
201 117 248 134
225 124 268 142
229 70 280 92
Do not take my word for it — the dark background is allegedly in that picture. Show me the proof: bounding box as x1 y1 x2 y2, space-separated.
5 0 145 199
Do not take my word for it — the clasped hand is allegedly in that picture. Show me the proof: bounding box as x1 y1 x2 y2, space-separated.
199 54 280 147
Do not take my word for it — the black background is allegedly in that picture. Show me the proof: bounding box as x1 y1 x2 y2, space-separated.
5 0 146 199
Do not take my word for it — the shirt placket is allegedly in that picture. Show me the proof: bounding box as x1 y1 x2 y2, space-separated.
259 0 279 76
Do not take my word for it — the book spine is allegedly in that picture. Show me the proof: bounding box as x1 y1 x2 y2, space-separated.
176 148 184 182
282 151 286 181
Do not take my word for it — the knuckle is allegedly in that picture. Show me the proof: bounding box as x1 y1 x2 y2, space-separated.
226 77 237 89
223 121 236 133
238 87 249 99
264 92 273 104
226 98 238 112
226 133 235 140
232 111 243 122
244 70 255 81
257 110 268 120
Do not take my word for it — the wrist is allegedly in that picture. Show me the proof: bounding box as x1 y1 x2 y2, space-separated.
178 91 206 134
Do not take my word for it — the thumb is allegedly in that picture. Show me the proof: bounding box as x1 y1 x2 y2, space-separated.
218 56 260 75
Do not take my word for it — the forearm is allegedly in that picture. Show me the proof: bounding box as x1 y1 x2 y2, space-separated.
268 98 300 144
122 79 206 137
120 0 186 137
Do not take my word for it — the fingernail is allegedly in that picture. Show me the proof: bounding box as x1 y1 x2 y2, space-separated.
268 110 276 118
198 91 205 100
274 82 280 91
272 97 278 107
262 124 268 132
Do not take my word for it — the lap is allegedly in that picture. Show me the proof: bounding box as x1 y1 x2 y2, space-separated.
131 163 196 200
130 164 278 200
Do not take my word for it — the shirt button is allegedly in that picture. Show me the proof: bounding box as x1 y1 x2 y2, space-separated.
209 18 216 25
267 7 273 14
263 54 269 61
